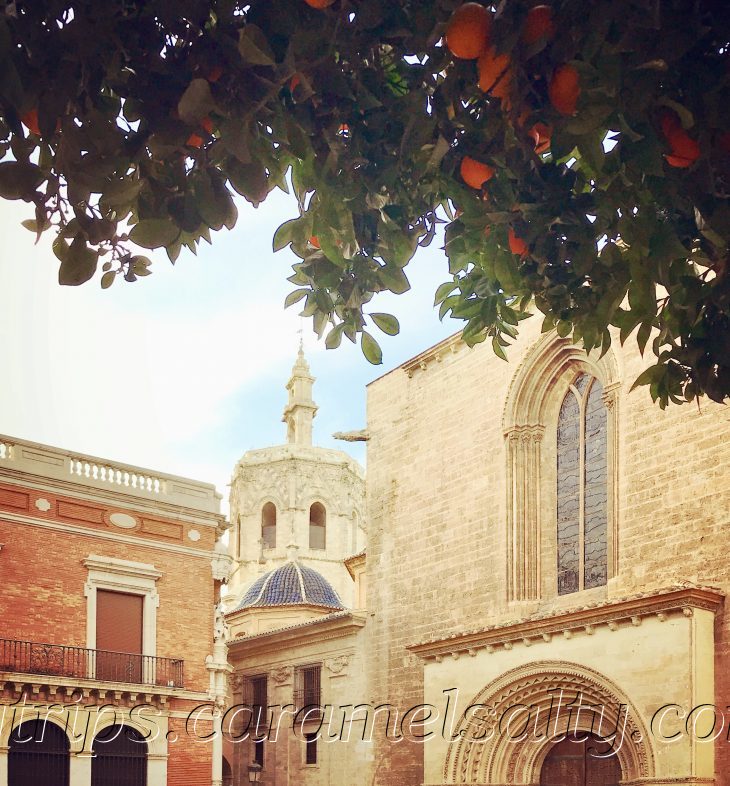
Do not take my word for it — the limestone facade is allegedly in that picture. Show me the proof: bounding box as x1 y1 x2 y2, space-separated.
226 348 366 611
364 317 730 786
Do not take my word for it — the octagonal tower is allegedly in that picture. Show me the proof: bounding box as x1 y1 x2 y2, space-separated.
226 348 365 609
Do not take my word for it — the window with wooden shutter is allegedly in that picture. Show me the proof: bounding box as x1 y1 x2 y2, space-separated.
95 591 143 682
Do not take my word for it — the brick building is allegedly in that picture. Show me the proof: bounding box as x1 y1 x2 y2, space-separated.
0 436 233 786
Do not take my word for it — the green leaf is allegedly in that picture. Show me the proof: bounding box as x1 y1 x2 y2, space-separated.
378 264 411 295
434 281 457 305
102 177 143 208
101 271 116 289
129 219 181 250
58 237 99 286
177 78 215 125
325 323 345 349
273 218 300 252
361 331 383 365
630 364 663 392
370 312 400 336
284 289 308 308
492 335 508 361
0 162 43 200
238 25 276 66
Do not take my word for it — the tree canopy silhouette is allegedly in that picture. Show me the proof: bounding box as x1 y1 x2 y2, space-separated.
0 0 729 405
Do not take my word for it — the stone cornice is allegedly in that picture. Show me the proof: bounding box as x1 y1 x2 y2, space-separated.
0 510 222 561
0 434 225 522
0 470 226 530
400 332 463 378
234 445 365 479
344 551 365 578
0 672 211 706
228 611 366 656
407 586 724 660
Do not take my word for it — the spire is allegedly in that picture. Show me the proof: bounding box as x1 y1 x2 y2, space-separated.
282 346 318 446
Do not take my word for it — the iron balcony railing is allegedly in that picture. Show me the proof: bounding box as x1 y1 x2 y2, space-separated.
0 638 184 688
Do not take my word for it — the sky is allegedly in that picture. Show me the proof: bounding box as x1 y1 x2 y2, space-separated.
0 187 456 499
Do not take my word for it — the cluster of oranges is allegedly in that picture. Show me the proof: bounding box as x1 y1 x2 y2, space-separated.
446 3 572 256
445 3 578 177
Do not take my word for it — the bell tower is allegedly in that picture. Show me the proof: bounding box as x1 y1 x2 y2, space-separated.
282 345 318 446
226 348 365 609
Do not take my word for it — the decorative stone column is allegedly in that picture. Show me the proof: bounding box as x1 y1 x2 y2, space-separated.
208 602 233 786
147 752 168 786
505 425 544 601
70 751 92 786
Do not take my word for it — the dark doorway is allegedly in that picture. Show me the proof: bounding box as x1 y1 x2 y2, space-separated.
9 720 70 786
540 732 622 786
222 756 233 786
91 725 147 786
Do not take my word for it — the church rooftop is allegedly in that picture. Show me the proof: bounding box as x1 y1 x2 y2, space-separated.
235 560 344 611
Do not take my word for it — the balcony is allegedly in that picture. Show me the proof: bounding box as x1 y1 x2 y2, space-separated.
0 638 184 688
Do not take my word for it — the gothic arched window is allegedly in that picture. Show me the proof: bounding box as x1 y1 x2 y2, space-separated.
556 374 608 595
261 502 277 549
309 502 326 550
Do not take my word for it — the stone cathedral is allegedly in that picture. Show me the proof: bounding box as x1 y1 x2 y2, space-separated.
221 318 730 786
4 316 728 786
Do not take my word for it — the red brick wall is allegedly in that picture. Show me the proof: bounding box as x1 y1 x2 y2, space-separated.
0 483 216 692
167 708 215 786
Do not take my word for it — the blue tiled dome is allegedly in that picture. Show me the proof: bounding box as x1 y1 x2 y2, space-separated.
236 561 343 611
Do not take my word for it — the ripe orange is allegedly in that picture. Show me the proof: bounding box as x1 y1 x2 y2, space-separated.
529 122 552 153
445 3 492 60
186 116 214 147
21 108 41 136
549 64 580 115
309 236 321 248
508 227 529 258
521 5 555 46
304 0 335 7
664 129 700 167
205 64 223 83
658 108 681 139
290 73 301 93
477 46 512 100
460 156 495 189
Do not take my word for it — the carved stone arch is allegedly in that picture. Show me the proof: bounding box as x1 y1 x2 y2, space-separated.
444 660 654 785
502 333 621 601
258 493 285 512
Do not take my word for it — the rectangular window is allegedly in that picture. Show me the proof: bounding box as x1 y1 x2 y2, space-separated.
246 674 268 739
304 732 317 765
95 590 143 682
295 664 321 712
254 739 265 768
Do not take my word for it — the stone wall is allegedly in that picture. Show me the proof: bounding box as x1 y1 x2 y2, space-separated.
365 319 730 784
